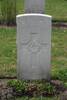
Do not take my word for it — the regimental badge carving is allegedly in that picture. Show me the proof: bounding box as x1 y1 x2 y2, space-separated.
21 33 48 53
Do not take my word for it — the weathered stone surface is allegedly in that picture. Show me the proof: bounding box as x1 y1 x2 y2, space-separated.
16 14 52 80
24 0 45 13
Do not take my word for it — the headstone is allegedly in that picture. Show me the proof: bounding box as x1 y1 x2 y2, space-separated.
24 0 45 13
16 14 52 80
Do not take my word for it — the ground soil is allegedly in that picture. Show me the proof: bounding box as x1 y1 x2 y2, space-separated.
0 79 67 100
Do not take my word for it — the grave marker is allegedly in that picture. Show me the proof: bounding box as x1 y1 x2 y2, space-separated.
16 14 52 80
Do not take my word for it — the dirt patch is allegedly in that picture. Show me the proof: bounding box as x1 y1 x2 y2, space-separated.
52 22 67 28
60 91 67 100
0 82 15 100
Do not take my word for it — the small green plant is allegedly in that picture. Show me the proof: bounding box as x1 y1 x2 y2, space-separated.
64 82 67 89
37 82 56 96
8 80 25 93
8 80 57 97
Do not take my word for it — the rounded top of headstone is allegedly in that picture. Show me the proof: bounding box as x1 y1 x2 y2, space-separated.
16 14 52 18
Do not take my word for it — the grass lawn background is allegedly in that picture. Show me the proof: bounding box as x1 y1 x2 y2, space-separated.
0 27 16 77
16 0 67 21
46 0 67 21
0 0 67 21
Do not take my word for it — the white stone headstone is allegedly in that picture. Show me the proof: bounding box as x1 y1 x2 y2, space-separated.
16 14 52 80
24 0 45 13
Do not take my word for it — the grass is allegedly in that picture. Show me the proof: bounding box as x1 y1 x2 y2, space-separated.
0 0 67 21
51 27 67 81
46 0 67 21
16 0 24 14
17 0 67 21
0 26 16 77
16 96 60 100
0 26 67 82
